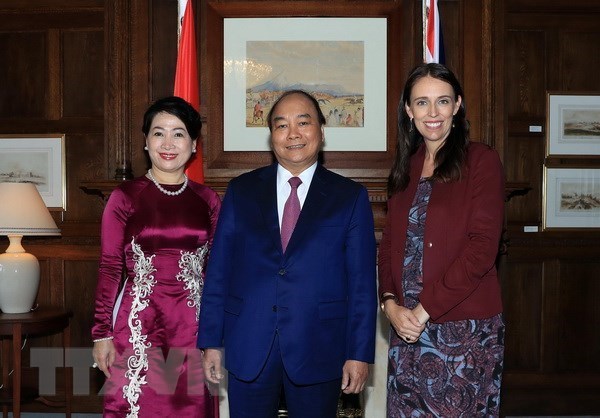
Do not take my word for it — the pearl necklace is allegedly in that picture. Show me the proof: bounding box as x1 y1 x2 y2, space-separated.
147 170 188 196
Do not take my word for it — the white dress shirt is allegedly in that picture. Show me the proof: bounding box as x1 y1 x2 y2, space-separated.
276 162 317 230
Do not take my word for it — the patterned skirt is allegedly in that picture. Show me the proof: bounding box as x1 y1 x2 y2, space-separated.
387 314 504 418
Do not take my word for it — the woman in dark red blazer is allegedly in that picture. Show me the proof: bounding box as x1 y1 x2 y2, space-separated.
378 63 505 417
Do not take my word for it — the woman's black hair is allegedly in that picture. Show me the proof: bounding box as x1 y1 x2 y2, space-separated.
142 96 202 139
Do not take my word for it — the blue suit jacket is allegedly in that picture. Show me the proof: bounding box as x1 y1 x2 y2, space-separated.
198 163 377 384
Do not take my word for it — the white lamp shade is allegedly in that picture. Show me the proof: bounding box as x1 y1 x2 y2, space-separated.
0 182 61 313
0 182 60 236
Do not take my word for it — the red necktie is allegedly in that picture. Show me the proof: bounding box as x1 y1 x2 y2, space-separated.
281 177 302 252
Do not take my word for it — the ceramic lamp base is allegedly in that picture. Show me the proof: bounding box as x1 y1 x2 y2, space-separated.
0 240 40 313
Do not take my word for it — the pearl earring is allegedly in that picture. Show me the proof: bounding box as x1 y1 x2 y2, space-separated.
144 146 148 150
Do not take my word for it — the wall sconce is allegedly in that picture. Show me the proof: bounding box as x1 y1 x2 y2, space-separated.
0 182 61 313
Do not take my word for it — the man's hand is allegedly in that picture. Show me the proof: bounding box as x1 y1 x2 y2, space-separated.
341 360 369 394
92 339 116 378
202 348 225 384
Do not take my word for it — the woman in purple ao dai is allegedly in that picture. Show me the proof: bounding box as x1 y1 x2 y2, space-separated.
92 97 220 417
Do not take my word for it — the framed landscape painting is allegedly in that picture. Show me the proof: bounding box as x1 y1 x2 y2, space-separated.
223 17 387 152
204 1 404 178
0 134 66 210
543 167 600 230
546 93 600 156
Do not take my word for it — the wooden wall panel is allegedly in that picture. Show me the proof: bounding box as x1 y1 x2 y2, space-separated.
65 260 100 347
35 258 58 310
438 0 461 75
500 251 600 416
505 136 544 223
0 32 47 117
505 30 546 120
559 32 600 91
556 260 600 372
507 0 599 11
66 133 106 221
150 0 179 102
500 261 543 370
501 2 600 414
62 30 104 118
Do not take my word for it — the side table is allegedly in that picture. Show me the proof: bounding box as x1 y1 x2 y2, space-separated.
0 307 72 418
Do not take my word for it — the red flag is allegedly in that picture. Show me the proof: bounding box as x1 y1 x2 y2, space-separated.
175 0 204 183
176 6 219 416
423 0 444 64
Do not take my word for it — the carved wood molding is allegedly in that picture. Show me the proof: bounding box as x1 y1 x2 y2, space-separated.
504 181 532 202
104 0 133 180
80 180 123 202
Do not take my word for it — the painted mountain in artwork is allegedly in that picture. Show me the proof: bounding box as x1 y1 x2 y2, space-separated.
248 71 361 97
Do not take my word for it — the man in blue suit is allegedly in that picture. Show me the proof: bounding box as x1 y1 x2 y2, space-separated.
198 90 377 417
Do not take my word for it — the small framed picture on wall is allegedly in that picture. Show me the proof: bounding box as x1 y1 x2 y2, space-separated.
543 166 600 230
0 134 66 210
546 93 600 157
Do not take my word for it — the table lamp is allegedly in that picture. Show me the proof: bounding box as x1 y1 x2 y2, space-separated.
0 182 61 313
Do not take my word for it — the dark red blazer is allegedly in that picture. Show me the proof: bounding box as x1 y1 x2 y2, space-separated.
378 142 505 323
